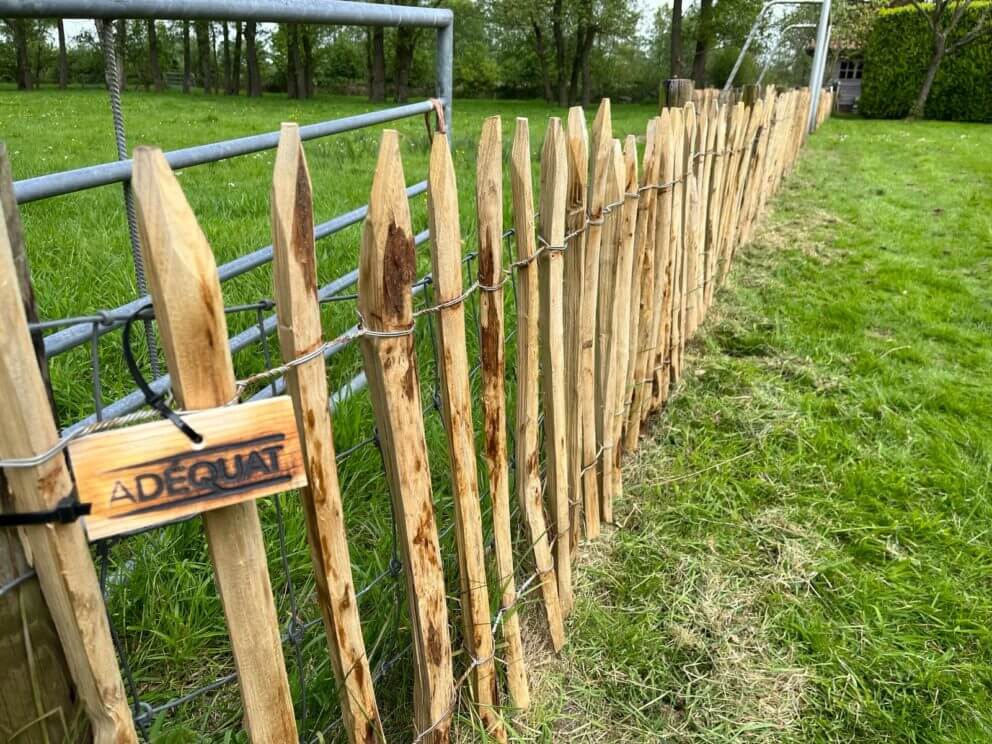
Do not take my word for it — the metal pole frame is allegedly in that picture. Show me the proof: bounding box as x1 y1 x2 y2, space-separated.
723 0 823 92
2 0 456 434
756 22 817 86
807 4 833 132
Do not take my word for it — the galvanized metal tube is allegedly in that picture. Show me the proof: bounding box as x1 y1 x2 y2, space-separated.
806 0 832 132
42 181 428 357
15 101 438 203
436 21 454 138
0 0 453 26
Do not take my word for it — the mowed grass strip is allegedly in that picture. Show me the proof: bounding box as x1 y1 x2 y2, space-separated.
522 118 992 743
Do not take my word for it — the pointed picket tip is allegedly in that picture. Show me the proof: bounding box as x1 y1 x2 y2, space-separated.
511 117 531 171
641 119 657 187
477 116 503 282
539 117 568 241
359 129 414 331
589 99 614 210
428 131 464 301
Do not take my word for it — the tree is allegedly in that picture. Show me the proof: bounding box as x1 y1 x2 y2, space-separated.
182 20 191 92
368 26 386 101
394 24 420 102
246 21 262 96
5 20 33 90
232 22 242 94
194 20 212 93
907 0 991 117
691 0 714 84
671 0 685 77
148 20 164 91
222 21 232 93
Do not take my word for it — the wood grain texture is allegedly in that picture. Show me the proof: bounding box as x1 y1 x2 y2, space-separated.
580 99 613 536
0 179 137 744
703 105 728 312
696 104 718 324
623 117 659 452
657 104 685 404
475 116 529 711
0 143 80 744
594 140 623 524
609 136 639 499
564 106 588 554
356 130 453 742
683 106 705 339
270 124 385 744
510 117 566 652
537 117 573 616
71 398 306 541
132 146 299 743
426 132 505 742
677 103 697 382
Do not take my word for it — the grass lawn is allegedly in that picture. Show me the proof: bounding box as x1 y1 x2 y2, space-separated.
525 116 992 742
2 87 990 742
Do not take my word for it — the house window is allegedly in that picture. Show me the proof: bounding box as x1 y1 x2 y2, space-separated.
839 59 863 80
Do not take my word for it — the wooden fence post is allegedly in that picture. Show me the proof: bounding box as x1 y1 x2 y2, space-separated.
663 78 695 110
0 177 138 744
655 106 683 410
510 118 566 653
537 117 573 615
356 130 453 742
580 99 613 536
426 131 506 742
475 116 529 711
594 140 623 524
609 137 639 498
564 106 588 555
270 124 384 744
132 146 298 743
696 103 719 324
703 105 727 313
0 143 84 744
677 104 697 380
684 105 705 339
623 117 660 452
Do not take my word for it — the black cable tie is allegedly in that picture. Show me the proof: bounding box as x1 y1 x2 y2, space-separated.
122 303 203 445
0 492 92 528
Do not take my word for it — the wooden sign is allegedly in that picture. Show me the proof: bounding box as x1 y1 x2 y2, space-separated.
70 397 307 541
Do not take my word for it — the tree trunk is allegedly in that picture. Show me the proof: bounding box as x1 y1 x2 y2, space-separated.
57 19 68 89
182 20 192 93
568 22 585 105
115 19 127 90
531 21 554 102
222 21 232 94
552 0 567 106
195 20 212 93
691 0 713 85
232 23 242 95
210 22 220 94
286 24 299 98
302 27 314 99
8 21 32 91
394 26 417 103
580 30 594 106
369 26 386 102
148 20 164 92
246 21 261 97
671 0 684 78
909 32 946 119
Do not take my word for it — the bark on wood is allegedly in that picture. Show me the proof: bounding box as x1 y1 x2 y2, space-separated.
510 118 566 653
356 131 453 742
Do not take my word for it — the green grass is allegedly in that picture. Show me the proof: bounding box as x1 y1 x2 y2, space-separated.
4 89 990 743
525 116 992 742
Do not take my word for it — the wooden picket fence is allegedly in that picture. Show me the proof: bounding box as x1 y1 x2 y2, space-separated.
0 84 828 744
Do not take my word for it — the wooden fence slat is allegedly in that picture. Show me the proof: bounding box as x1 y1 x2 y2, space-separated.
356 130 453 742
654 106 683 412
476 116 529 712
696 103 719 325
132 146 298 743
684 105 705 339
716 103 746 290
270 124 384 744
623 117 660 452
726 100 764 269
609 136 639 498
0 192 138 744
564 106 588 555
537 117 573 615
703 105 728 313
594 139 623 524
677 103 697 380
426 131 506 742
510 117 566 652
581 99 613 535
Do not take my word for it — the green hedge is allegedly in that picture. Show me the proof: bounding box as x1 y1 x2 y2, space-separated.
860 2 992 122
